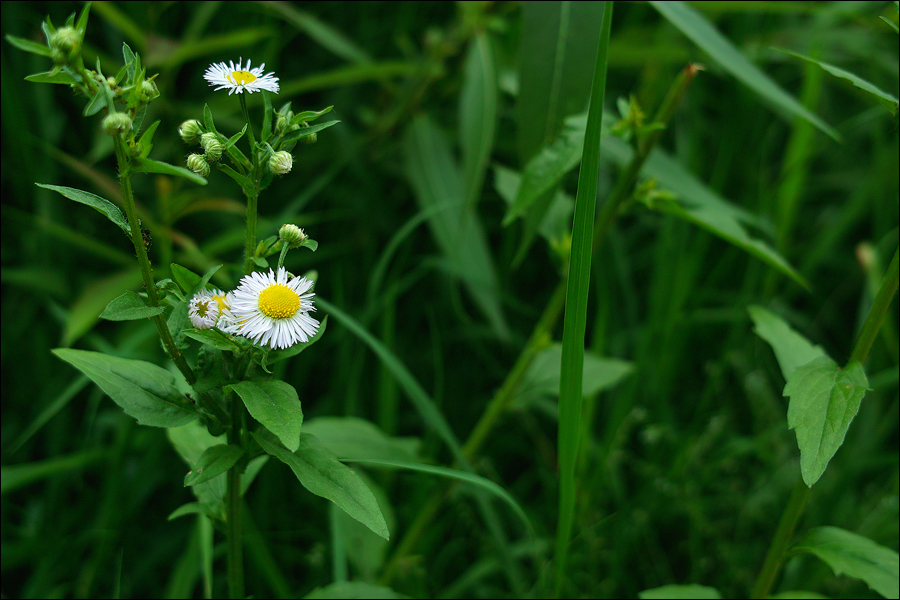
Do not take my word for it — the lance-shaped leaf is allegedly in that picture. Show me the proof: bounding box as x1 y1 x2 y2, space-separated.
37 184 130 234
253 431 389 540
52 349 199 427
184 444 243 487
784 356 869 487
132 157 208 185
229 380 303 452
100 290 166 321
793 526 899 599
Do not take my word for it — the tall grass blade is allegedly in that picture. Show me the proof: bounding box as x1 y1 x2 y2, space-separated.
555 2 612 594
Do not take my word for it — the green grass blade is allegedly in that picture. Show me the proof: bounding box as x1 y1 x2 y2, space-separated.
649 1 840 141
555 3 612 595
460 33 498 208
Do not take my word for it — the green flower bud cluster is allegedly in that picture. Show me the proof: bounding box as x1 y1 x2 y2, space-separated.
200 132 223 162
50 26 82 65
187 154 210 177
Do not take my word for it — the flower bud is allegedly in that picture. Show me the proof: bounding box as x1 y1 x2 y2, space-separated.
107 76 118 88
102 112 133 136
301 132 317 145
268 151 293 175
275 113 288 136
200 132 223 162
178 119 203 144
51 26 81 58
140 80 159 103
187 153 210 177
279 223 307 248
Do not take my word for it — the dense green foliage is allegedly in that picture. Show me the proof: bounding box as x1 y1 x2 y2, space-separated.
2 2 897 598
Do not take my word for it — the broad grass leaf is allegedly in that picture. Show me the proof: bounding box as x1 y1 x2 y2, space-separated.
404 115 508 340
639 584 722 599
303 416 420 462
99 290 165 321
184 444 242 487
254 431 389 540
793 526 899 599
53 349 199 427
229 380 303 452
649 0 840 140
778 49 899 116
460 33 498 208
784 356 869 487
304 582 400 599
749 305 826 380
36 183 130 234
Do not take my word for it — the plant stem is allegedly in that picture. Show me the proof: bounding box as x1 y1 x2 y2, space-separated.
112 137 196 384
752 245 898 598
239 93 260 275
848 245 899 366
750 476 811 599
227 392 245 599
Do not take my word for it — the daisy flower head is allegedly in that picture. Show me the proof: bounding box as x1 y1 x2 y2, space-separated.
188 292 220 330
203 58 279 95
227 267 319 350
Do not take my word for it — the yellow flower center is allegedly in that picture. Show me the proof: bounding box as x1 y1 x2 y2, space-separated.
258 284 300 319
212 294 228 312
230 70 258 85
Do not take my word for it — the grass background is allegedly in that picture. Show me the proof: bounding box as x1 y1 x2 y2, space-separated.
1 1 897 598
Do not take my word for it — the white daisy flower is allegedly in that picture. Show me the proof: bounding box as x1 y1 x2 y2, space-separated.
226 267 319 349
203 58 279 95
188 292 220 330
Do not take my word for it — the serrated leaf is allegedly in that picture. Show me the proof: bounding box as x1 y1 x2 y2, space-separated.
184 444 243 487
6 35 51 57
99 290 166 321
793 526 898 599
749 305 826 381
36 183 130 234
784 356 869 486
52 349 199 427
132 158 208 185
639 584 722 599
778 49 899 116
230 381 303 452
254 431 389 540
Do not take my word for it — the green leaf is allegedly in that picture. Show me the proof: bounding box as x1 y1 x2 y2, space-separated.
769 593 830 599
460 33 498 208
132 157 208 185
168 422 227 518
167 502 204 521
290 106 334 125
649 1 839 140
777 49 899 116
196 264 223 292
52 349 199 427
137 120 161 158
784 356 869 486
184 329 240 352
266 3 370 65
253 431 389 540
793 526 898 599
261 90 274 143
170 263 202 295
25 70 78 84
404 116 508 340
304 582 400 599
280 119 341 145
217 164 255 197
303 417 420 462
75 2 91 33
262 316 327 367
122 42 136 82
503 119 584 225
184 444 243 487
494 165 573 245
5 35 51 57
83 87 109 117
99 290 166 321
202 104 218 133
556 4 612 593
229 381 303 452
749 305 826 381
36 183 130 234
639 584 722 599
602 135 807 288
344 458 531 535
